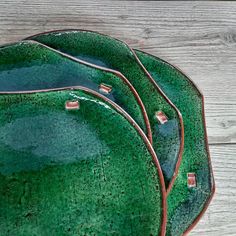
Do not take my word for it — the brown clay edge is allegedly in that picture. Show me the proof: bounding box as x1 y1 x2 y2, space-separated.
0 86 167 236
25 29 184 193
134 49 216 236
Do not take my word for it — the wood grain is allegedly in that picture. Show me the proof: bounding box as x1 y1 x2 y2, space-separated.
0 1 235 235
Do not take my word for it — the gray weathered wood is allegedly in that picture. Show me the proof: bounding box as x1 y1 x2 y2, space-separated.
0 1 235 235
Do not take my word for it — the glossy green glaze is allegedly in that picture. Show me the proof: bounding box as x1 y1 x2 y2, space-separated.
0 88 165 236
0 41 148 136
27 30 183 189
135 50 214 236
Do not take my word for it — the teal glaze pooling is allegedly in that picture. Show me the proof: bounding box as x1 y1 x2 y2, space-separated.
0 41 149 138
135 50 214 236
0 88 166 236
27 30 184 189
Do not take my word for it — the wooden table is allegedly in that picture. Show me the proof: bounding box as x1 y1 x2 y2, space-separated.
0 1 235 235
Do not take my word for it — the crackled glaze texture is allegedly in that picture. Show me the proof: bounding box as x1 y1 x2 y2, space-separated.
27 30 183 189
0 88 165 236
135 50 214 236
0 41 148 136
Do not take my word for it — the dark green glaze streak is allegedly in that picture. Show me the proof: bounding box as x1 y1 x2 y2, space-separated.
27 30 183 188
135 50 214 236
0 41 147 136
0 88 164 236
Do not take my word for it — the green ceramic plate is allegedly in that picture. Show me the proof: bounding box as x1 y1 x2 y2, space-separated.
27 30 184 190
0 87 166 236
0 40 150 140
135 50 215 236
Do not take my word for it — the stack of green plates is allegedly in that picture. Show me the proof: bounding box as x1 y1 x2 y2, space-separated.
0 30 215 236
